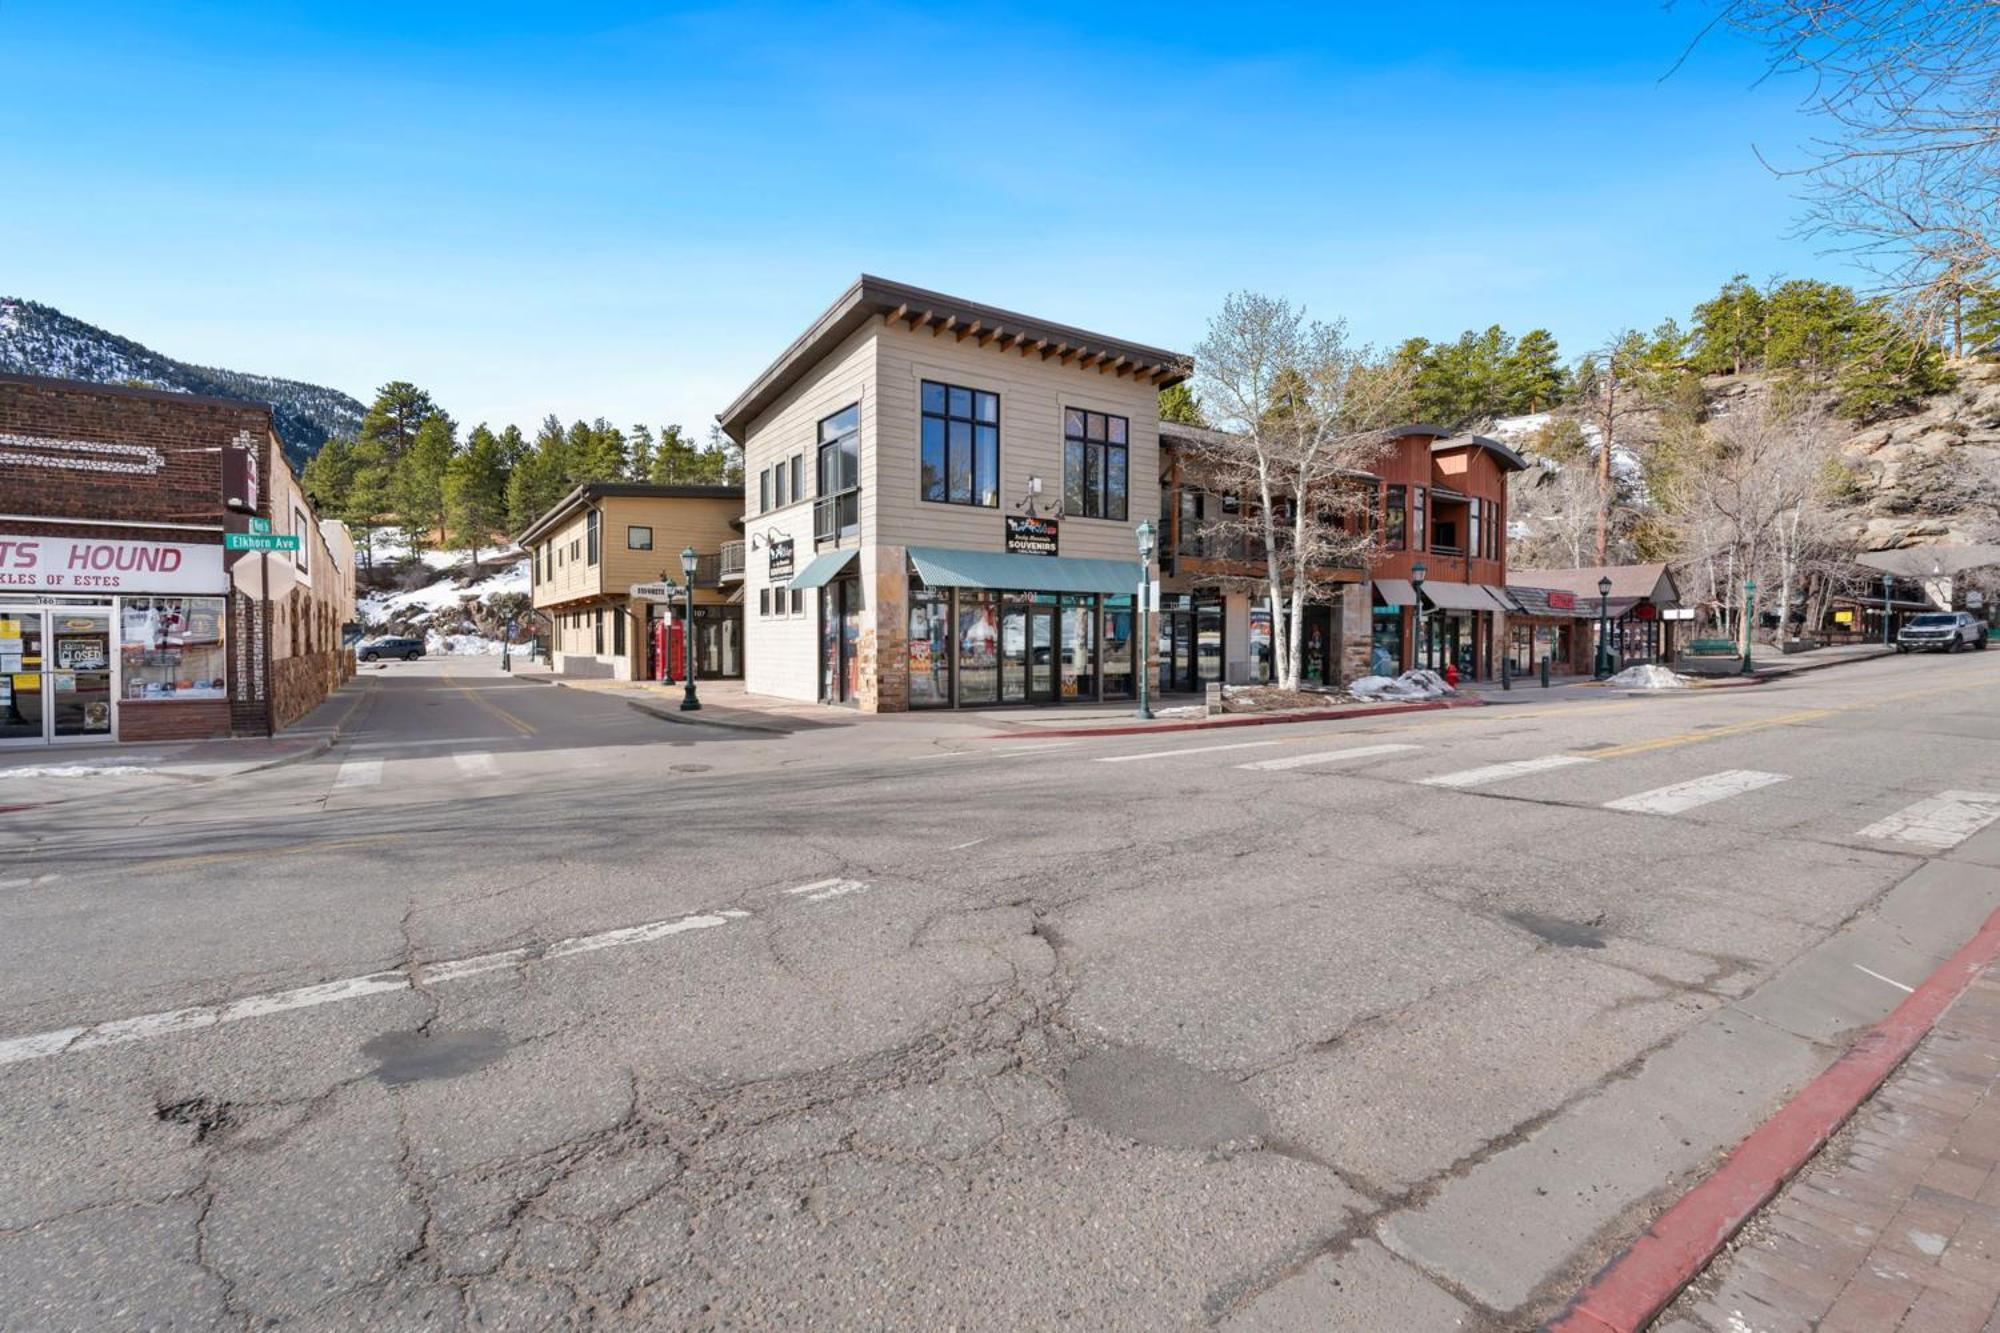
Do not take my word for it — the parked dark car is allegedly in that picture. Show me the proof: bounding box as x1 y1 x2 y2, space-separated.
1897 611 1989 653
358 636 426 662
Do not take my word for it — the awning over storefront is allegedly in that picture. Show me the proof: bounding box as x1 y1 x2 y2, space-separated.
1419 580 1497 612
787 549 858 591
1481 586 1520 612
1373 578 1416 608
906 547 1142 596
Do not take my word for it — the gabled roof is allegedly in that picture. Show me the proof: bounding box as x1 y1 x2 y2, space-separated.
1509 563 1679 604
717 275 1192 442
516 482 741 546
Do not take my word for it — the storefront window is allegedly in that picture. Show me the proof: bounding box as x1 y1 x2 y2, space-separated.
1060 595 1096 700
1370 608 1402 676
1249 602 1273 684
121 597 227 700
956 591 998 705
1196 598 1223 685
909 584 952 707
1102 596 1133 698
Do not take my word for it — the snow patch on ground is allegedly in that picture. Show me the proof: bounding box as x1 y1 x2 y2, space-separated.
1608 663 1693 690
0 761 162 779
1349 669 1458 701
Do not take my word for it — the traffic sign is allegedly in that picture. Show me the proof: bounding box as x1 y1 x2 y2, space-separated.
248 517 272 535
225 532 301 552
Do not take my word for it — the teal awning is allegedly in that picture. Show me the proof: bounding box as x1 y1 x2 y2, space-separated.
787 549 857 591
907 546 1142 596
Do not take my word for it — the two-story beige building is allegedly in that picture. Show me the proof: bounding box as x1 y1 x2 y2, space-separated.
718 276 1190 711
520 483 743 681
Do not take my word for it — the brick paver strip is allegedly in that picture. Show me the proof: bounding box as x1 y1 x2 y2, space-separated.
1547 904 2000 1333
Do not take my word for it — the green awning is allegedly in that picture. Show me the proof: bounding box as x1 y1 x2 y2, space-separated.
907 546 1143 596
787 549 857 591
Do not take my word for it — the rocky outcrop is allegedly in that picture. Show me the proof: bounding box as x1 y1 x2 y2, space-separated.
1841 360 2000 549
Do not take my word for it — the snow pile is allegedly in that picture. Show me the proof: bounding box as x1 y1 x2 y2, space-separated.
1607 664 1692 690
426 632 507 656
1349 669 1457 701
0 760 162 780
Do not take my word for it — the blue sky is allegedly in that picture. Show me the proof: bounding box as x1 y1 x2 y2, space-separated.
4 2 1841 435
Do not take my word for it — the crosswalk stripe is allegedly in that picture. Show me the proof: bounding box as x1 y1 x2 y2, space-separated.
1857 791 2000 850
1420 754 1593 789
1096 740 1282 764
1237 743 1421 772
452 751 499 777
332 759 383 789
1604 769 1789 815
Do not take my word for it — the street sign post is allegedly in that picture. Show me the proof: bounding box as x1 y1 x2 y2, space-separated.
224 532 301 552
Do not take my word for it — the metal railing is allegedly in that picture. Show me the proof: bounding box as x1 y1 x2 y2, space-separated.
815 489 859 543
718 539 745 581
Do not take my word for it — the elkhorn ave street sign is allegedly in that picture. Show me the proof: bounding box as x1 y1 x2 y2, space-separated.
224 532 301 552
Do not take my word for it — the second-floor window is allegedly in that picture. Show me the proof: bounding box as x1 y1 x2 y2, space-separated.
586 511 601 565
920 380 998 508
628 525 653 551
1411 487 1427 554
1064 408 1128 520
1468 501 1481 561
1385 485 1407 550
817 405 860 540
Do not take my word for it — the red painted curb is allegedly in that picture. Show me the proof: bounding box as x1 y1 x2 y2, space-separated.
1547 903 2000 1332
979 696 1486 740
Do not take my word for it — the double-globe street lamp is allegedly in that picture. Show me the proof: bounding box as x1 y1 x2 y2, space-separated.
678 544 701 712
1594 575 1614 680
1136 518 1156 720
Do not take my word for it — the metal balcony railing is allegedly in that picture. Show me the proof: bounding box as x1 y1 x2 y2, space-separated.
718 539 745 581
815 488 859 543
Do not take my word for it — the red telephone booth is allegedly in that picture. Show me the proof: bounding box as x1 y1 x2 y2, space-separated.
653 619 685 683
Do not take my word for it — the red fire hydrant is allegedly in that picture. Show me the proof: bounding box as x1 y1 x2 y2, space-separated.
1444 663 1461 688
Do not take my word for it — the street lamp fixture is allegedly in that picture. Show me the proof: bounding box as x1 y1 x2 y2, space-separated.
678 544 701 712
1742 578 1757 675
1883 573 1895 647
1594 574 1614 679
1410 560 1427 673
1136 518 1156 721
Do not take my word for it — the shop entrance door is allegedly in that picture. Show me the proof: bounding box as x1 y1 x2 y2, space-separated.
820 579 862 705
1026 604 1056 704
0 607 115 745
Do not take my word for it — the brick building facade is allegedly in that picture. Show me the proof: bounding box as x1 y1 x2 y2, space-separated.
0 372 355 745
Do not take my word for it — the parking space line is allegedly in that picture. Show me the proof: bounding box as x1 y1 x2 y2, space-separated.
1603 769 1789 816
1421 754 1594 789
1856 791 2000 850
1097 740 1282 764
1237 743 1421 772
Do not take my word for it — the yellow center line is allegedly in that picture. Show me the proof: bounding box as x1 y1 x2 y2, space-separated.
131 833 407 872
442 666 536 736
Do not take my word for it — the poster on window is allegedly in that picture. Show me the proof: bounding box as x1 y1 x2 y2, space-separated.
55 637 108 669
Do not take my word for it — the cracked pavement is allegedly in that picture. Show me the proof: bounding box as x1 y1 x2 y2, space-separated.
5 653 2000 1329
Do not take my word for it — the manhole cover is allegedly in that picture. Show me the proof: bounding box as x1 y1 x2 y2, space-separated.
1063 1047 1270 1149
670 764 712 774
361 1028 508 1085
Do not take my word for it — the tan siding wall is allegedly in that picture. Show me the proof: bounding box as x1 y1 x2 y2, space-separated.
530 510 600 609
870 320 1160 561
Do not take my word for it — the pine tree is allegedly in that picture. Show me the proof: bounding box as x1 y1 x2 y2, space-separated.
343 441 395 574
506 446 568 531
647 424 710 482
393 413 456 551
1500 329 1567 413
300 435 358 514
357 381 438 460
495 424 529 471
1158 383 1208 426
445 424 509 572
628 424 656 482
1691 274 1768 375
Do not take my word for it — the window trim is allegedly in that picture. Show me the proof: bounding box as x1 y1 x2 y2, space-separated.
586 510 601 566
628 525 653 551
919 379 1000 509
1062 406 1130 521
1384 484 1407 551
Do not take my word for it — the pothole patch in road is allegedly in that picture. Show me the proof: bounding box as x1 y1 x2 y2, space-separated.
155 1094 234 1143
1062 1046 1270 1150
670 764 713 774
1572 741 1619 752
1504 909 1608 949
361 1027 509 1086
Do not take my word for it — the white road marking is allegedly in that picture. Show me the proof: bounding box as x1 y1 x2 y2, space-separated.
1603 770 1790 816
913 751 978 761
1857 791 2000 850
1421 754 1594 789
1237 743 1421 772
1854 964 1916 994
994 741 1082 757
1096 740 1283 764
453 751 499 777
347 735 523 751
0 907 743 1067
784 877 870 902
948 837 988 851
332 759 383 789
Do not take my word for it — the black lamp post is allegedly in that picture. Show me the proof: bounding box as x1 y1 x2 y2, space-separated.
1136 518 1156 720
678 545 701 711
1882 573 1894 647
1410 560 1427 672
1741 578 1757 675
1594 574 1614 679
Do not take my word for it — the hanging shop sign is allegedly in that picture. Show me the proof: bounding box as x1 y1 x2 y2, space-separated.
1005 515 1059 557
222 433 261 513
768 538 795 580
0 537 226 593
1631 601 1658 621
1546 591 1576 611
629 581 678 602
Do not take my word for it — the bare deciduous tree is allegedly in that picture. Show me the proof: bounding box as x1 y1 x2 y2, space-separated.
1191 293 1412 690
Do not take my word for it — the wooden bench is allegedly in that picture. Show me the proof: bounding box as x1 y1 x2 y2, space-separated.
1685 638 1738 656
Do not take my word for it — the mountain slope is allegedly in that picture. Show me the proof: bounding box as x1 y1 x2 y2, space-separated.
0 297 363 465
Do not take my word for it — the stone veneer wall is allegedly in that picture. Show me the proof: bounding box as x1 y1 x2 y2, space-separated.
273 649 354 731
1337 584 1373 684
859 544 908 713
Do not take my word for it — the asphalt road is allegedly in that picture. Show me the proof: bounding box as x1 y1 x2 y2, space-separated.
5 652 2000 1330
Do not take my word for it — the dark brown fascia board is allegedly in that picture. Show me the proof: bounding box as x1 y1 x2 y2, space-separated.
716 275 1193 442
0 369 278 418
1429 433 1529 473
515 482 742 547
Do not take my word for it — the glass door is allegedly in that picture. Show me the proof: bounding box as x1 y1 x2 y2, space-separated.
50 611 114 740
0 610 44 745
1027 605 1056 704
999 596 1028 704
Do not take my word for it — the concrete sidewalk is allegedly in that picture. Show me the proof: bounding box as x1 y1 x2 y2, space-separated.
0 732 330 807
1662 965 2000 1332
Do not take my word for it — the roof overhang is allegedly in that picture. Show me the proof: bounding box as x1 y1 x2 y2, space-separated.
1430 433 1530 473
516 482 741 548
718 275 1193 442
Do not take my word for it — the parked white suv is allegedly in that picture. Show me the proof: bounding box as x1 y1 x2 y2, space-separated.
1897 611 1989 653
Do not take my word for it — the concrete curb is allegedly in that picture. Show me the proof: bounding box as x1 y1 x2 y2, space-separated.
1547 904 2000 1332
979 696 1486 740
623 698 790 733
1678 648 1900 689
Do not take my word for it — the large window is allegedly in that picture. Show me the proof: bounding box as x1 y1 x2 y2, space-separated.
920 380 998 507
1101 595 1134 698
1411 487 1426 554
1384 485 1407 550
909 584 951 707
956 590 1000 703
1468 500 1481 562
120 597 227 700
1063 408 1128 520
817 404 860 539
628 525 653 551
586 510 601 565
